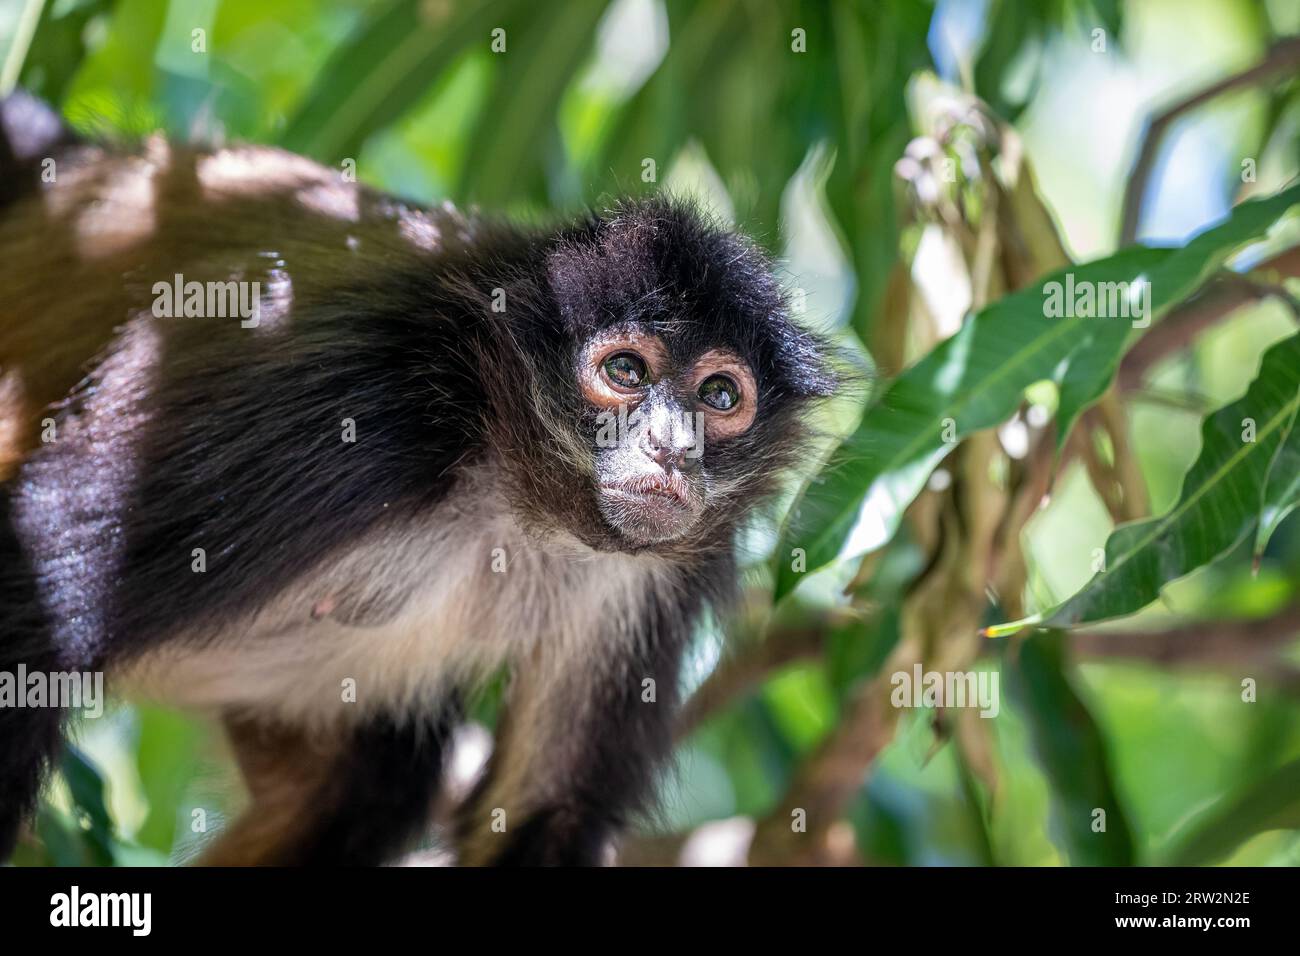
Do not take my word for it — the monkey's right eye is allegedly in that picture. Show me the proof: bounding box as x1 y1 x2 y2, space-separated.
603 352 649 389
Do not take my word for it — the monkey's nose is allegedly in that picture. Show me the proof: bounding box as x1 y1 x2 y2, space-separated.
648 443 700 472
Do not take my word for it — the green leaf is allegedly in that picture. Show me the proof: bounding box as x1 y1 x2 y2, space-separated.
774 245 1167 600
0 0 45 96
589 0 739 203
60 743 116 866
457 0 607 205
1163 758 1300 865
280 0 521 162
1005 632 1135 865
773 183 1300 601
14 0 115 104
58 0 168 136
954 741 997 866
1254 393 1300 563
1041 332 1300 627
133 705 204 853
29 806 89 866
1054 182 1300 452
827 1 930 341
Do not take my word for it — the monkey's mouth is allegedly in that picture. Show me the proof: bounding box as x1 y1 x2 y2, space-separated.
598 474 699 544
603 472 691 504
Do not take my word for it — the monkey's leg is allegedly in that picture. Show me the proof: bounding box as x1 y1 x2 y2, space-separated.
200 704 458 866
0 683 65 860
0 493 72 861
457 631 686 866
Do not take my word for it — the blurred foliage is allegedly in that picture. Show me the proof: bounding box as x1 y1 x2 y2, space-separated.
3 0 1300 866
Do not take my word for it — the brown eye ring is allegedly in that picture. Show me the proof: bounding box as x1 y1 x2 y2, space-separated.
579 329 669 411
690 350 757 440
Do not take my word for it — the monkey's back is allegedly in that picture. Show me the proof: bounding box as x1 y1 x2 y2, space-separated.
0 108 511 660
0 115 479 480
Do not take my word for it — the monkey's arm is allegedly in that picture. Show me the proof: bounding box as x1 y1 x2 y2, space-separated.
199 706 460 866
456 585 699 866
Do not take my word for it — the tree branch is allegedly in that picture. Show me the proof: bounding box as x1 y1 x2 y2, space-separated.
1119 37 1300 245
675 621 828 741
1067 603 1300 666
745 672 898 866
1118 249 1300 391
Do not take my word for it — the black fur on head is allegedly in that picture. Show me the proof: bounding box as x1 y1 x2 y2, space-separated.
472 195 838 560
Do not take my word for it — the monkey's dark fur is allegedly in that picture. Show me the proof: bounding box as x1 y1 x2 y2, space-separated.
0 94 835 865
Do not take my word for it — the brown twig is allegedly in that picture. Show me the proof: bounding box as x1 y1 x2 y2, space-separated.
745 672 899 866
1093 388 1149 521
615 603 1300 866
1068 603 1300 666
1118 275 1261 390
1119 37 1300 245
675 622 828 741
990 420 1060 614
1070 416 1127 524
1118 246 1300 390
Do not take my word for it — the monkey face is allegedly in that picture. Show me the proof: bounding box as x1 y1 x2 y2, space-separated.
525 197 841 554
577 327 759 545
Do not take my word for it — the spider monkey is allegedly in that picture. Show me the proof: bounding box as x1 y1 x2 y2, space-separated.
0 93 837 866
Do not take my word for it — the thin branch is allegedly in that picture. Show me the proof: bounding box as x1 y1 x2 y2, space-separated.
1094 388 1149 520
1067 603 1300 666
1070 417 1127 524
746 672 898 866
1120 37 1300 245
675 622 827 741
1118 252 1298 391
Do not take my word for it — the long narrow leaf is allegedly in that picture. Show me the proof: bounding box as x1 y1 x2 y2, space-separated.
773 183 1300 601
60 744 115 866
1254 394 1300 563
1163 758 1300 865
1037 332 1300 627
457 0 607 204
280 0 520 161
1054 182 1300 451
1005 632 1136 865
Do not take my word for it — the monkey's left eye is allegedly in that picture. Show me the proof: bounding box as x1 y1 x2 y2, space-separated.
603 352 649 388
698 375 740 411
